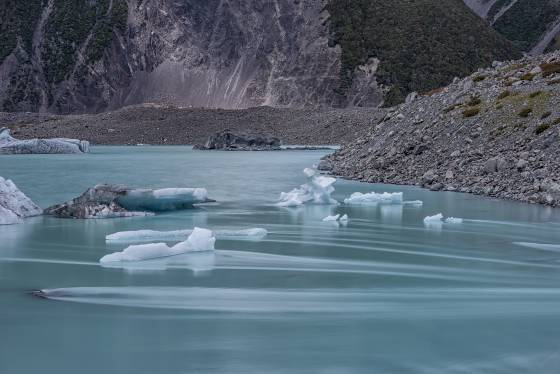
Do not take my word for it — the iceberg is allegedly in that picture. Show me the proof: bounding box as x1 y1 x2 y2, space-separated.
277 168 337 207
0 176 42 225
423 213 444 224
100 227 215 263
344 191 403 205
106 227 268 243
0 127 89 154
116 188 209 212
45 184 211 219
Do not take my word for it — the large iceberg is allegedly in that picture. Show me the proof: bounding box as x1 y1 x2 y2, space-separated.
45 184 211 219
0 127 89 154
100 227 216 263
106 227 268 243
277 168 337 207
344 191 403 205
0 176 42 225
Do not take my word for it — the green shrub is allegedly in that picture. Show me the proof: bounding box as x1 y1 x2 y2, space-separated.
535 123 551 134
472 75 486 82
540 62 560 77
518 107 533 117
463 107 481 117
467 96 482 106
521 72 536 81
529 90 543 98
498 90 511 100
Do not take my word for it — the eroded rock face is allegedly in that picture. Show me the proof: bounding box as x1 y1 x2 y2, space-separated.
195 130 281 151
0 176 42 225
0 0 382 114
0 128 89 154
45 185 212 219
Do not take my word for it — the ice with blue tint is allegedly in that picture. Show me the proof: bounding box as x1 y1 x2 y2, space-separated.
116 188 209 212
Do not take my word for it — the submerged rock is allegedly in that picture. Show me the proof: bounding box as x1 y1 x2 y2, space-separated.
194 130 281 151
0 176 42 225
45 185 212 219
0 128 89 154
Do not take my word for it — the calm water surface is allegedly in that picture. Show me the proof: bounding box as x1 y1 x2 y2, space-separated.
1 146 560 373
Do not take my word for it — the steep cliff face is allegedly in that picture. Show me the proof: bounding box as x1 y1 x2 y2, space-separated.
0 0 517 114
463 0 560 54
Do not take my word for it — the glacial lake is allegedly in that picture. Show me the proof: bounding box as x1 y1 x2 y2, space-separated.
2 146 560 373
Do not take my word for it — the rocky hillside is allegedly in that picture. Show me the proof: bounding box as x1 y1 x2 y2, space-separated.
464 0 560 54
325 51 560 207
0 0 518 114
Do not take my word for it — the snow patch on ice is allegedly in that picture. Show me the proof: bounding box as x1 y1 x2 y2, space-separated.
106 227 267 243
100 228 215 263
344 192 403 205
277 168 337 207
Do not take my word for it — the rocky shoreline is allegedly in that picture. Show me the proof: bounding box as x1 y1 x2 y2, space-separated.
0 105 383 146
325 51 560 207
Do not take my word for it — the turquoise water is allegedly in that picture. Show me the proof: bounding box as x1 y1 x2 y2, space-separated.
1 146 560 373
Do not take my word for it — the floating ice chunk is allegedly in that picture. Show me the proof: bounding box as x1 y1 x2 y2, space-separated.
403 200 423 206
277 168 337 207
424 213 444 224
444 217 463 224
322 214 340 222
106 227 267 243
344 192 403 205
100 228 215 263
339 214 349 222
0 127 89 154
0 176 42 225
117 188 209 212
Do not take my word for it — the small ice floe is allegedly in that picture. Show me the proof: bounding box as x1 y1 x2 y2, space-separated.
322 214 348 223
444 217 463 224
0 176 42 225
277 168 337 207
322 214 340 222
344 192 403 205
106 227 268 243
403 200 424 206
423 213 464 226
100 227 215 263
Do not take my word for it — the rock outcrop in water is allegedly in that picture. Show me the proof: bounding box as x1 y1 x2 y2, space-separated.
194 131 281 151
0 176 42 225
45 185 211 219
0 127 89 154
327 51 560 207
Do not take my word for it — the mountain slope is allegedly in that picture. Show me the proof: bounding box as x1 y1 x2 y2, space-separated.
464 0 560 54
0 0 519 114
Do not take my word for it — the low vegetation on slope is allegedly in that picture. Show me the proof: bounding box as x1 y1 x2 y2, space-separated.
0 0 43 64
326 51 560 207
492 0 560 51
326 0 520 106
